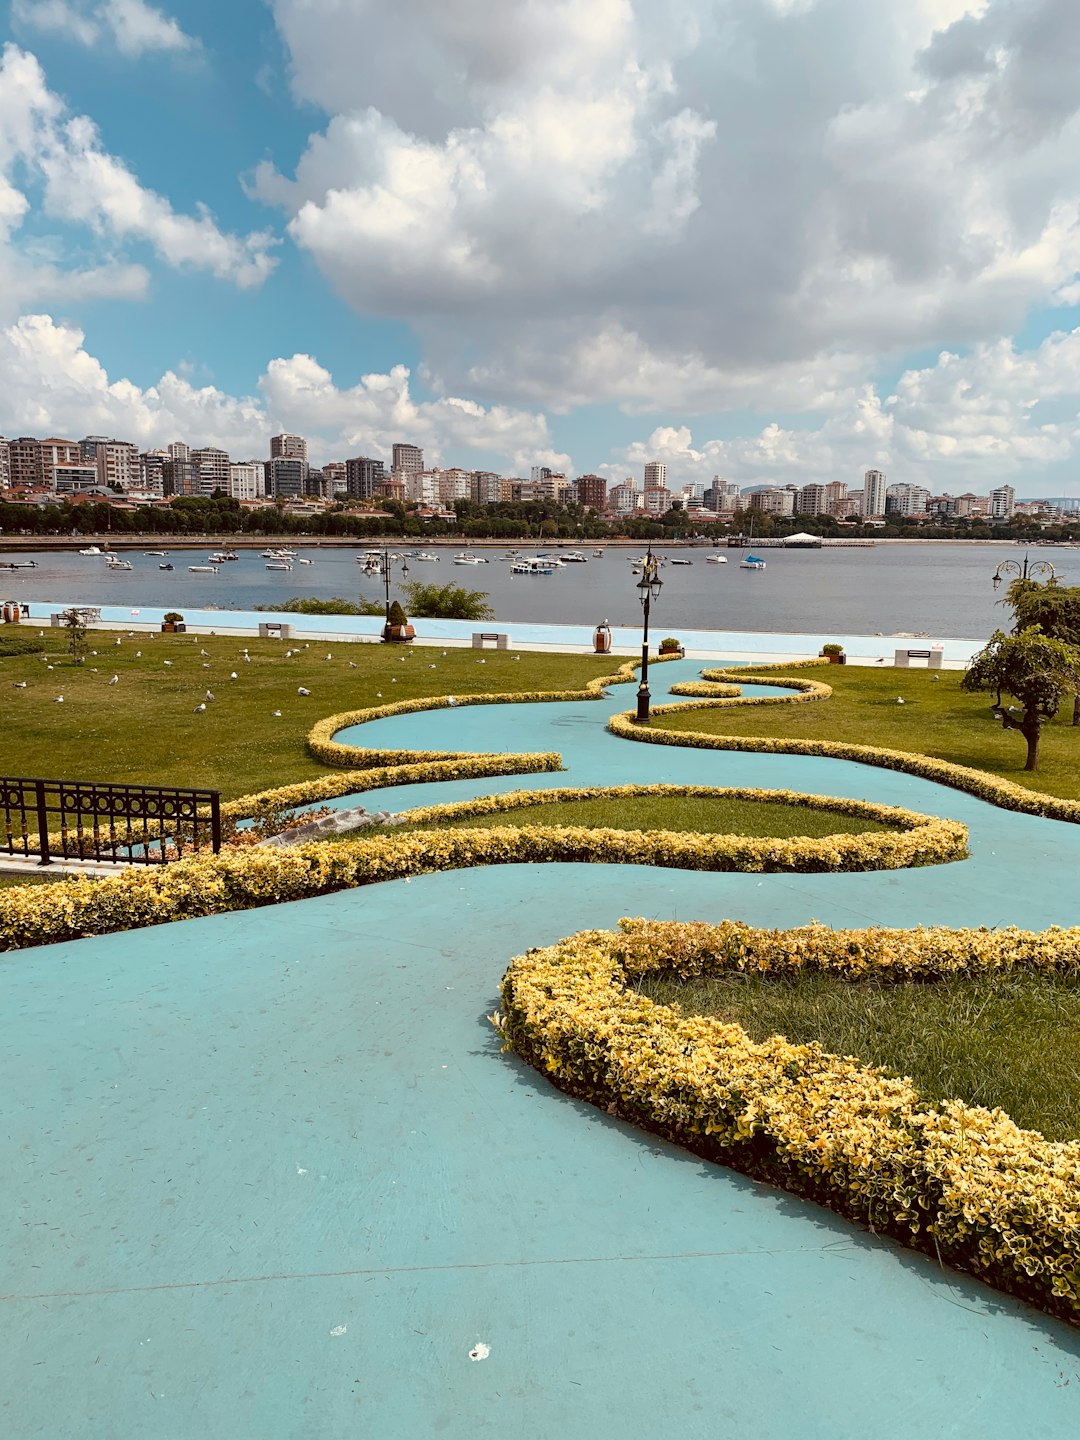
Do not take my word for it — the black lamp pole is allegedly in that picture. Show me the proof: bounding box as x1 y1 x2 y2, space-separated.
378 546 409 624
633 545 663 724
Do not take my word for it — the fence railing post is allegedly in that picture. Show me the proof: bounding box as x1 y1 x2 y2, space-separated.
34 780 51 867
210 792 221 854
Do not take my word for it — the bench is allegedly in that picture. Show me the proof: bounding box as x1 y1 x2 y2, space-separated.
472 631 510 650
259 622 293 640
894 648 943 668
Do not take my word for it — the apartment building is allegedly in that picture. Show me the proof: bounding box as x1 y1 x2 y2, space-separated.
229 461 265 502
270 433 308 463
862 469 887 517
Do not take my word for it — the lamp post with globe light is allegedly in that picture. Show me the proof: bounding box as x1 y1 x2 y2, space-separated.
633 545 663 724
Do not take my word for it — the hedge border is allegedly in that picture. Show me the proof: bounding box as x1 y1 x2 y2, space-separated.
496 919 1080 1327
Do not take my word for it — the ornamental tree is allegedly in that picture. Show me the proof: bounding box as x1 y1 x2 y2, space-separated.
962 627 1080 770
402 581 493 620
1005 577 1080 724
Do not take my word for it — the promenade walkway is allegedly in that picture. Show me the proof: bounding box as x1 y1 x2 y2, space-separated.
3 660 1079 1437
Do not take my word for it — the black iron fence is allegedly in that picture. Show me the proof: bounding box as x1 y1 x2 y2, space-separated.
0 777 221 867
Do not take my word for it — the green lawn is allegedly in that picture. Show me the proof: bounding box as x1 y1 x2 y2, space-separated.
399 794 890 838
657 665 1080 800
0 633 615 800
642 972 1080 1142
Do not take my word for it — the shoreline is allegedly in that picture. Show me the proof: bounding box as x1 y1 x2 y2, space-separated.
3 598 987 666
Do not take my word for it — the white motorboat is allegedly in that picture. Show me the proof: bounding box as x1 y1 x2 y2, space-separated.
561 551 588 563
189 564 219 573
105 555 133 570
144 550 168 557
669 558 693 565
265 561 293 571
740 553 767 570
412 551 439 562
593 549 604 557
78 545 102 556
297 557 313 564
208 553 230 563
452 553 487 565
511 559 554 575
159 562 174 571
706 554 729 564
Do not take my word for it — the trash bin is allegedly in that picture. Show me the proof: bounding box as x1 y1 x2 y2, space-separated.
593 621 612 654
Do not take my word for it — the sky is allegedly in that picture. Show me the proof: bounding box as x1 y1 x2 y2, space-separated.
2 0 1080 497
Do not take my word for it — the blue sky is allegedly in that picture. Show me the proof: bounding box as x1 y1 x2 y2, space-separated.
2 0 1080 496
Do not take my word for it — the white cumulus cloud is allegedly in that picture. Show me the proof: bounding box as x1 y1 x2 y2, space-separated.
12 0 196 58
0 43 276 306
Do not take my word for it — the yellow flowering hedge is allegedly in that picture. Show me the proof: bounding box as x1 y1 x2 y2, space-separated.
307 662 638 768
667 672 832 704
496 918 1080 1325
223 752 563 820
0 789 966 950
609 707 1080 824
399 783 967 872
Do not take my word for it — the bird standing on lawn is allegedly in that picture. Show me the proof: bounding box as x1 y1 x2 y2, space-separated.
108 675 119 685
193 702 206 713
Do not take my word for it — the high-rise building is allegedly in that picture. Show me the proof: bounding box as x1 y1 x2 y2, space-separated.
407 470 439 506
9 437 42 489
530 465 553 483
796 483 827 515
642 486 672 515
94 440 140 491
163 455 197 497
574 474 607 510
392 443 423 477
345 455 387 501
191 447 231 497
271 433 308 463
140 451 168 495
40 438 81 485
471 471 503 505
79 435 113 463
644 461 666 491
167 441 191 463
322 462 346 496
264 457 307 500
750 488 795 515
862 469 887 517
229 461 264 501
607 480 638 515
437 468 472 504
0 437 9 489
989 485 1016 521
885 483 930 517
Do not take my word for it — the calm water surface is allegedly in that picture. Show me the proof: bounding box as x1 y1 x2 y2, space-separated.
1 542 1075 638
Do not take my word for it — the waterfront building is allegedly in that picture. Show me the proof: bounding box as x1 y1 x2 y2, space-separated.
862 469 887 517
989 485 1016 521
885 483 930 517
229 461 265 502
574 473 607 510
344 456 387 501
191 447 231 497
264 456 307 500
53 463 100 494
644 461 666 491
796 483 828 515
0 436 8 489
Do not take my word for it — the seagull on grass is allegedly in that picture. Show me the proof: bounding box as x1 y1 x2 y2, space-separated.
53 695 64 703
272 709 282 717
12 681 27 689
163 660 173 667
193 702 206 713
297 686 311 695
108 675 119 685
205 690 215 701
230 671 238 680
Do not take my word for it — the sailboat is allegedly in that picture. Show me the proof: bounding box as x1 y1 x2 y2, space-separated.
739 515 766 570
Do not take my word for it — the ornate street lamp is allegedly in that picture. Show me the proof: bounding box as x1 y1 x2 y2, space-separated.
633 545 663 724
992 554 1056 591
375 546 409 624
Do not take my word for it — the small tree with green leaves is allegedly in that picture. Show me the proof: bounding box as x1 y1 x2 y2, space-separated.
61 607 90 666
962 627 1080 770
402 580 494 620
1005 577 1080 724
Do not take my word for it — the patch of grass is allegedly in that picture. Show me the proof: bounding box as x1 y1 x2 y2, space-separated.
0 871 75 888
657 665 1080 800
399 794 890 838
642 971 1080 1142
0 635 615 800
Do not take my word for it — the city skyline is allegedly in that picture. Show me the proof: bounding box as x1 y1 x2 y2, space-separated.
2 3 1080 496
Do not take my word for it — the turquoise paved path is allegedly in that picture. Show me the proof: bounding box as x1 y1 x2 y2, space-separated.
3 660 1080 1438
